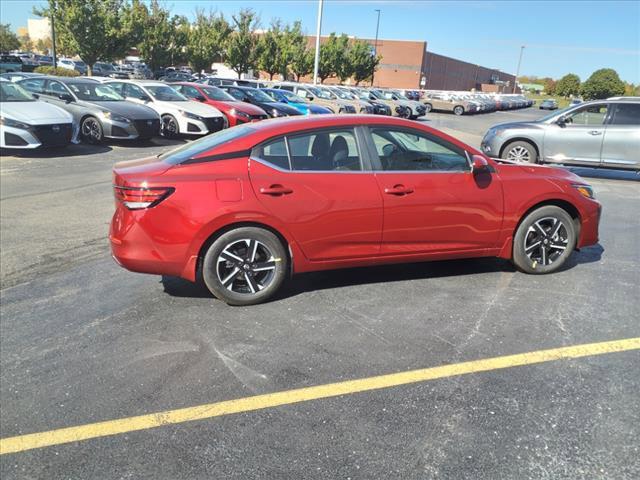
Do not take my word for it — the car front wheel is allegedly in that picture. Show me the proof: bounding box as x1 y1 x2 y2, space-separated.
512 206 576 274
423 103 432 113
81 116 103 144
453 105 464 116
503 140 538 163
202 227 288 306
161 114 179 138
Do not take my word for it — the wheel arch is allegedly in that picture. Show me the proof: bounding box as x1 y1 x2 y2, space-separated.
499 137 541 159
194 221 293 283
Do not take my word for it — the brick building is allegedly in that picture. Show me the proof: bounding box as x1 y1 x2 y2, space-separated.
290 35 515 92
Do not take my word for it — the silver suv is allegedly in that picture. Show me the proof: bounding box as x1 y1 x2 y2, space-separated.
481 98 640 171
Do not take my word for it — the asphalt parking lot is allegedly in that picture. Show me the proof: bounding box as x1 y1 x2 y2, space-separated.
1 108 639 479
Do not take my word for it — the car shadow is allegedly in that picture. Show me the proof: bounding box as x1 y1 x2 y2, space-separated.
565 167 639 182
1 143 112 158
160 246 604 303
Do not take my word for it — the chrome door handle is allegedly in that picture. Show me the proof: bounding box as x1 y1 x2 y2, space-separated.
588 130 602 136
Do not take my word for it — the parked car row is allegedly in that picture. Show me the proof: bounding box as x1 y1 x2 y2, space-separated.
420 91 534 115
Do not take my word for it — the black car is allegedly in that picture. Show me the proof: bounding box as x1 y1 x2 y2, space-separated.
219 85 302 118
159 71 194 83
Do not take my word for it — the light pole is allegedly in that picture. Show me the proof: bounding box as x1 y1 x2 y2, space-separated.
371 9 381 86
50 0 57 69
513 45 525 93
312 0 324 85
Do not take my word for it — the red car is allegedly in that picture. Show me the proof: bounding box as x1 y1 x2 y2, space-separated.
171 82 269 126
110 115 601 306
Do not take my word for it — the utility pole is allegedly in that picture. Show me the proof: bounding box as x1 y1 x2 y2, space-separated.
312 0 324 85
513 45 524 93
371 9 381 87
50 0 57 69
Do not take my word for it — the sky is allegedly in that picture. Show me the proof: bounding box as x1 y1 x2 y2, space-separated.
2 0 639 83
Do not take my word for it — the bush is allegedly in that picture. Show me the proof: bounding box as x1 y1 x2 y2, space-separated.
33 66 81 77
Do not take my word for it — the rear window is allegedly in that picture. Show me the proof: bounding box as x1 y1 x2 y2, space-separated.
159 125 255 165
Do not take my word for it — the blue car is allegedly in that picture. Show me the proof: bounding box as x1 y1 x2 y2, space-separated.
262 88 332 115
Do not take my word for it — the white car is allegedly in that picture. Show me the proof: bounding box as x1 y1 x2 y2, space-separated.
98 79 227 137
0 79 75 149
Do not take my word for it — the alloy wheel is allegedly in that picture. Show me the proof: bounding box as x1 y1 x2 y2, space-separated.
507 146 531 163
523 217 569 267
216 239 277 295
162 116 178 136
82 118 101 141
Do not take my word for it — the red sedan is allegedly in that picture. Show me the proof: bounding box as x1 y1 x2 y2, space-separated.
110 115 601 306
171 82 269 126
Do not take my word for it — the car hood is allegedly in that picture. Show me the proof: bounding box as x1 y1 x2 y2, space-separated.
153 100 223 117
261 102 301 115
308 104 331 114
0 100 73 125
490 121 546 131
89 101 159 120
495 159 585 183
226 101 267 115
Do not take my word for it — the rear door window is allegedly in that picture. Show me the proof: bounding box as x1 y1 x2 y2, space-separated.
18 78 46 93
609 103 640 125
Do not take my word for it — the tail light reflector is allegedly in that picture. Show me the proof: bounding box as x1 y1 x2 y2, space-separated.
114 186 174 210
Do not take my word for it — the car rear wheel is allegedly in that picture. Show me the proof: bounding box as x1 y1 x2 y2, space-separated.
423 103 433 113
503 140 538 163
512 206 576 274
161 114 179 138
81 116 103 144
453 105 465 116
202 227 288 306
400 107 412 119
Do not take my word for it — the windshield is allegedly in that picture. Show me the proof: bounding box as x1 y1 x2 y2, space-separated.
277 90 307 103
201 86 235 101
159 125 255 165
96 63 114 71
315 88 335 100
369 90 385 100
67 83 123 101
391 91 409 100
146 85 187 101
332 89 354 100
244 88 273 103
0 82 35 102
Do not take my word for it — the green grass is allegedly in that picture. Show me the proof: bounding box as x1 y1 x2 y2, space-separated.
526 93 571 109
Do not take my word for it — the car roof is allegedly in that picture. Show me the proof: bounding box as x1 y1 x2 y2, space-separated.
57 77 99 84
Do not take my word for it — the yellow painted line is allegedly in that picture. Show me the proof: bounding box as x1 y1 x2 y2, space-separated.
1 337 639 455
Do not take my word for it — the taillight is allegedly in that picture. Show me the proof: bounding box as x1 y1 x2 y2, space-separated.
114 186 174 210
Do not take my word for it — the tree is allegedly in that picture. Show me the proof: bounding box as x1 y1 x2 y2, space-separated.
624 82 640 96
289 39 313 81
225 9 259 79
317 32 348 83
543 78 556 95
187 10 230 74
35 0 134 75
18 33 34 52
555 73 581 97
0 24 20 51
278 21 305 80
349 39 380 85
257 20 284 80
580 68 626 100
35 37 53 54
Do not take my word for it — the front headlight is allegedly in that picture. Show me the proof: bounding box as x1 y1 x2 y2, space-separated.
0 116 31 130
572 184 595 199
271 108 284 117
179 110 203 121
235 110 250 120
100 111 130 123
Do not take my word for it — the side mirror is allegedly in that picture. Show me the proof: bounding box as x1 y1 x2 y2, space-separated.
195 95 206 102
471 155 489 173
32 93 40 99
556 116 568 127
59 93 74 102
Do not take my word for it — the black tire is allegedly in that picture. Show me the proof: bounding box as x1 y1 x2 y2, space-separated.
81 116 103 144
423 103 433 113
202 227 288 306
453 105 464 116
512 206 576 274
161 114 179 138
502 140 538 164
